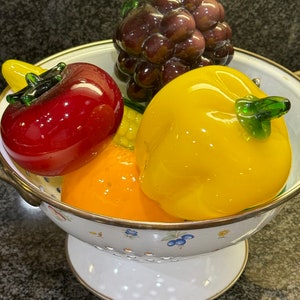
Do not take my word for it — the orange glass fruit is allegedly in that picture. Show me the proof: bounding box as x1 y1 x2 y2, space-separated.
61 142 182 222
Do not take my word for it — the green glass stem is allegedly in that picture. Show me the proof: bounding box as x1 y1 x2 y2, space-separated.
235 95 291 139
123 97 145 114
6 62 66 106
121 0 139 17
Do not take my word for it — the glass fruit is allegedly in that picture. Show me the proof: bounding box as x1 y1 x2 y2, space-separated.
114 0 234 103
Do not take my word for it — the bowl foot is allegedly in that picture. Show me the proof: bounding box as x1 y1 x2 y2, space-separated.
65 235 248 300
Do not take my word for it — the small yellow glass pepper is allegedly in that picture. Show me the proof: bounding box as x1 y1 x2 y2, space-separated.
2 59 45 92
135 65 291 220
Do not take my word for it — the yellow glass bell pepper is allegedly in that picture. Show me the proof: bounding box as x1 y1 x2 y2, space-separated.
135 65 292 220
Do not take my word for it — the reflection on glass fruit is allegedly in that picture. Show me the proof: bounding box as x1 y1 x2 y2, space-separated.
114 0 234 103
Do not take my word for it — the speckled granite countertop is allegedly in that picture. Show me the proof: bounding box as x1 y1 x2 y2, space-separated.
0 1 300 299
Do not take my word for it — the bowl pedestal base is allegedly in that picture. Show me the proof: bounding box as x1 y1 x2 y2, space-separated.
66 235 248 300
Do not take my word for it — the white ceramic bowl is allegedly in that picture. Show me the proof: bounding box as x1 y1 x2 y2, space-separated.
0 40 300 262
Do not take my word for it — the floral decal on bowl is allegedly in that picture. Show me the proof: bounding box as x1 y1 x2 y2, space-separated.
124 228 138 238
47 205 71 222
218 229 230 238
89 231 103 238
162 231 194 247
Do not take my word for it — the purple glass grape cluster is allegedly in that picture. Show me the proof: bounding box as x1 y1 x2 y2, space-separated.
114 0 234 103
